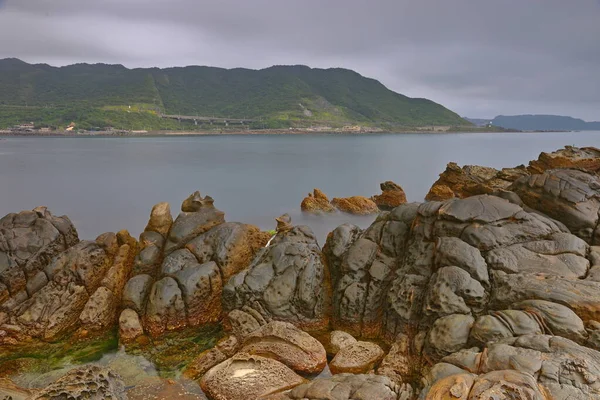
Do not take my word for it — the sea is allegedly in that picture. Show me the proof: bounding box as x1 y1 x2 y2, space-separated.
0 131 598 244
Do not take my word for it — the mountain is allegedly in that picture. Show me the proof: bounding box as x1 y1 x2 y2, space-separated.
0 58 468 130
491 115 600 131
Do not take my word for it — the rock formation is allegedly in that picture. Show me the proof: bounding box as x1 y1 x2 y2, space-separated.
300 189 335 213
528 145 600 174
372 181 408 210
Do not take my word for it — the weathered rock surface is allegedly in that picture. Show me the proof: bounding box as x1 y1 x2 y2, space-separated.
510 168 600 244
329 341 385 375
324 204 419 338
223 223 330 331
121 194 267 338
268 374 410 400
329 330 358 355
425 162 529 201
0 378 35 400
301 189 336 213
528 145 600 174
119 308 144 343
32 365 127 400
200 354 305 400
240 321 327 375
331 196 379 215
372 181 408 211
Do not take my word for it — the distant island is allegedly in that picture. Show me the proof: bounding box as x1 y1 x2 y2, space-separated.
0 58 479 133
466 114 600 131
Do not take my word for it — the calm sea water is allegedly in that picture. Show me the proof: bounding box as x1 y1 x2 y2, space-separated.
0 132 598 243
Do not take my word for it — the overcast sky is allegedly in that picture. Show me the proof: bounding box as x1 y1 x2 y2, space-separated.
0 0 599 120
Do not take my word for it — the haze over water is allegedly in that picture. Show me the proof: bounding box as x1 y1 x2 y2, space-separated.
1 131 598 242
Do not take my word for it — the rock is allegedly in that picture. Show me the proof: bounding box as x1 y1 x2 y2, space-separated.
301 189 335 213
172 261 222 327
329 341 385 374
240 321 327 375
185 222 269 281
32 365 126 400
424 334 600 399
226 309 264 341
329 330 358 355
183 347 228 380
324 203 419 338
372 181 407 211
425 162 529 201
426 314 475 359
144 276 186 337
270 373 409 400
122 274 153 314
276 214 293 233
164 192 225 254
509 169 600 244
119 308 144 343
79 286 118 331
200 354 305 400
528 145 600 174
331 196 379 215
223 225 329 332
376 335 411 385
0 378 35 400
126 378 206 400
0 208 79 297
144 202 173 237
425 374 475 400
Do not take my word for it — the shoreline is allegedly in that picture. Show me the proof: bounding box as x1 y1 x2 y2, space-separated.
0 128 555 138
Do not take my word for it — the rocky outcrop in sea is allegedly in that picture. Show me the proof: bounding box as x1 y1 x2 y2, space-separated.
1 145 600 400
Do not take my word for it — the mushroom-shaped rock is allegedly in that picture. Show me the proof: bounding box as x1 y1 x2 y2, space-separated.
329 341 385 375
301 189 336 213
372 181 408 211
200 354 305 400
331 196 379 215
240 321 327 375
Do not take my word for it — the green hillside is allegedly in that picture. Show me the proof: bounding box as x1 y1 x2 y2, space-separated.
0 58 468 130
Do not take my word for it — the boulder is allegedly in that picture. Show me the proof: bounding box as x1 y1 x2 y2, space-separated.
372 181 407 211
200 354 305 400
301 189 336 213
79 286 118 331
144 276 186 337
331 196 379 215
329 330 358 355
509 169 600 244
172 261 222 327
528 145 600 174
268 373 410 400
183 347 228 380
122 274 153 314
144 202 173 237
119 308 144 343
32 365 126 400
223 225 330 331
329 341 385 374
240 321 327 375
425 162 529 201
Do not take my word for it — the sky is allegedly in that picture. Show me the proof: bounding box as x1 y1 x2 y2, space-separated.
0 0 599 120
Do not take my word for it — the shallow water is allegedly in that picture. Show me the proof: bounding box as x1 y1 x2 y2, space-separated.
0 131 598 243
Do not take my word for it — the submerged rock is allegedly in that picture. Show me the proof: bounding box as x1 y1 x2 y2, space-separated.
301 189 336 213
331 196 379 215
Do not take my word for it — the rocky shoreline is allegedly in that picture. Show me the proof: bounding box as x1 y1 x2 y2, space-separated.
1 146 600 399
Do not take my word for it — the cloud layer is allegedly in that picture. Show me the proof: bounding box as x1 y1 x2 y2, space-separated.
1 0 599 120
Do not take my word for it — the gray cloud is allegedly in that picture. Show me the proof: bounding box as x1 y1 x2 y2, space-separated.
1 0 599 120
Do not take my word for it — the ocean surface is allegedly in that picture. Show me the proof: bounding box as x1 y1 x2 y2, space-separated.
0 131 598 243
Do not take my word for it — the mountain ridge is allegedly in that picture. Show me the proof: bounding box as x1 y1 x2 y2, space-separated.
0 58 468 130
491 114 600 131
